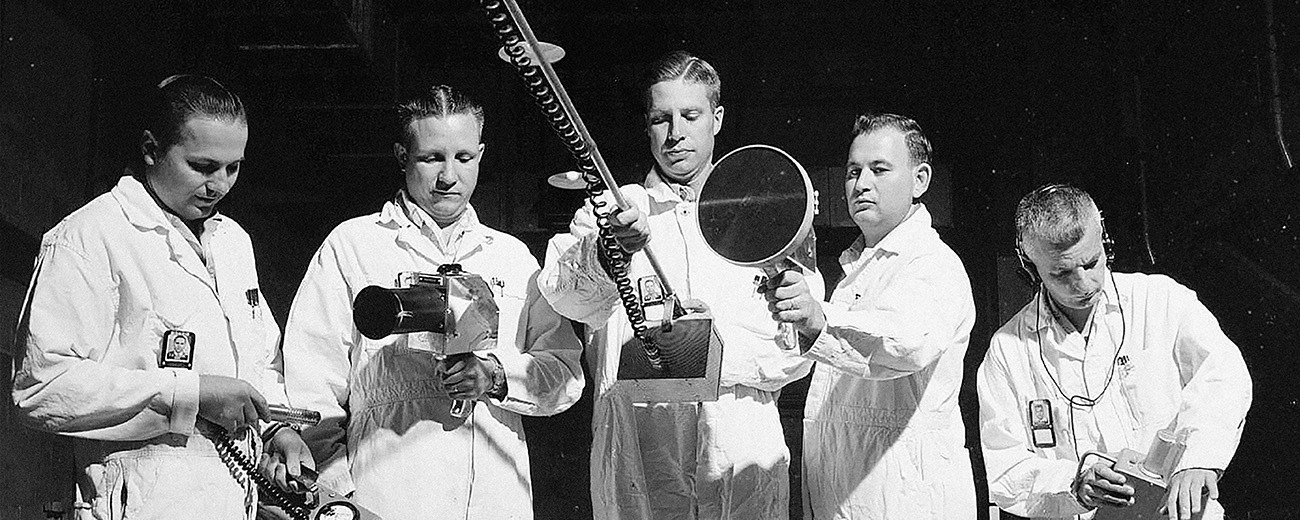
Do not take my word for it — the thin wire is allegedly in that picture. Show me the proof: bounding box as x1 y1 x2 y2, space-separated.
1035 271 1126 407
1033 269 1128 463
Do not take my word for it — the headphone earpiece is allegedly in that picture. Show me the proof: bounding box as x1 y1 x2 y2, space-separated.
1016 220 1115 288
1016 245 1042 286
1098 213 1116 267
1016 184 1120 287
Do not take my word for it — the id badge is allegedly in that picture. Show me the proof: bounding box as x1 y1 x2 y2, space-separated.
1028 399 1056 448
638 276 665 306
159 330 196 369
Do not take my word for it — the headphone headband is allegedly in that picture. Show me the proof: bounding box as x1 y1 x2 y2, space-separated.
1015 213 1114 286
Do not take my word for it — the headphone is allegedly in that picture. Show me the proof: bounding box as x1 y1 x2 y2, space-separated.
1014 184 1127 464
1014 184 1115 286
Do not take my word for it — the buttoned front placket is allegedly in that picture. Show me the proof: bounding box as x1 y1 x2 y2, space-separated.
671 185 697 301
1043 299 1134 457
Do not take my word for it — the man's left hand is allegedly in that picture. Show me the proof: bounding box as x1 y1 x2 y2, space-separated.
762 270 826 340
443 353 495 401
1163 468 1218 520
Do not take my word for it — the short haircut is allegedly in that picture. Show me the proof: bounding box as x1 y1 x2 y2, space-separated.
640 51 722 110
395 85 485 149
851 113 932 168
1014 183 1101 248
146 74 247 150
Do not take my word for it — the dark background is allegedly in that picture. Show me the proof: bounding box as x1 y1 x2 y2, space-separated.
2 1 1297 519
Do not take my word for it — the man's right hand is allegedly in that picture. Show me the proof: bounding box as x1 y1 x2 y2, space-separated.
762 269 826 340
198 374 268 433
608 206 650 253
1074 461 1136 509
260 427 316 494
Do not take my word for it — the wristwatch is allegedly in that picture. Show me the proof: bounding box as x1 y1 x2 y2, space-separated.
486 354 508 399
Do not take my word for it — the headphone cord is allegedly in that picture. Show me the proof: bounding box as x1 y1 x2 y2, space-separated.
1034 269 1127 462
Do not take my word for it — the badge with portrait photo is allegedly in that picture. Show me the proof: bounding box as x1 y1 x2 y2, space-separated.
638 276 665 307
159 330 196 369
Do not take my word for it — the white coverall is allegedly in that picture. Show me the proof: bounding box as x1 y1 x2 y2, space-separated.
12 175 283 520
978 272 1252 519
800 205 976 519
539 170 823 520
282 194 584 520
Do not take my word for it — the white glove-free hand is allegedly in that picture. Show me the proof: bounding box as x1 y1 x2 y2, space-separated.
761 269 826 340
198 375 268 433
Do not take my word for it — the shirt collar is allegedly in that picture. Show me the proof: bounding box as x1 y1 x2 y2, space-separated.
114 173 226 234
1026 272 1124 333
838 204 933 267
382 189 488 253
643 167 702 204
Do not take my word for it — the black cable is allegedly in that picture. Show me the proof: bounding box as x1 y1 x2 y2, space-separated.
211 428 312 520
1022 271 1127 520
480 0 664 369
1033 269 1128 462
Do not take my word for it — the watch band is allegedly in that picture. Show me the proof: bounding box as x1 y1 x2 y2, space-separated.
487 354 508 399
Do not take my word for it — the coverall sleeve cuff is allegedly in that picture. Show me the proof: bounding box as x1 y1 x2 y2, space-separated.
802 320 846 363
1174 428 1239 473
490 350 525 400
167 370 201 435
798 322 829 354
318 456 356 496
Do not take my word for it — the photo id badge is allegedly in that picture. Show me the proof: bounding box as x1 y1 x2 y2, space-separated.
638 276 665 307
1028 399 1056 448
159 330 196 369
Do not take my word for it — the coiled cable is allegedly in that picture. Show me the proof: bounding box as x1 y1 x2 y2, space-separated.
481 0 665 369
212 428 311 520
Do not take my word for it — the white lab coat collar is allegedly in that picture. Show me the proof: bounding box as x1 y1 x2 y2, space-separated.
112 175 226 288
1025 269 1125 334
113 174 227 234
838 204 934 269
643 167 703 204
378 190 492 261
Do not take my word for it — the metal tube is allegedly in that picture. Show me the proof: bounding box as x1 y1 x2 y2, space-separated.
500 0 678 297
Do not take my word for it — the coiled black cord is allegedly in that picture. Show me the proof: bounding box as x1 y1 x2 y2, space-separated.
212 429 311 520
481 0 663 369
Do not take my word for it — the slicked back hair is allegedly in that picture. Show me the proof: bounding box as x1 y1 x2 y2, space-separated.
851 113 932 168
641 51 722 111
146 74 247 151
396 85 485 149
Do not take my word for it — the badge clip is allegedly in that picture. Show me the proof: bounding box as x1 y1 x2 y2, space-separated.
245 288 260 319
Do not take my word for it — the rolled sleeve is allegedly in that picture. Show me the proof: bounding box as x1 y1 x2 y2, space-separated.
805 256 966 380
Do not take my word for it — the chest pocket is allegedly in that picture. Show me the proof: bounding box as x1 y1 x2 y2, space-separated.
1117 347 1178 429
228 289 274 379
489 276 525 352
139 262 223 372
832 271 885 311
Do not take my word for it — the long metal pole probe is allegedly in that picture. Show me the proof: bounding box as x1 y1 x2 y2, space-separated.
501 0 679 298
